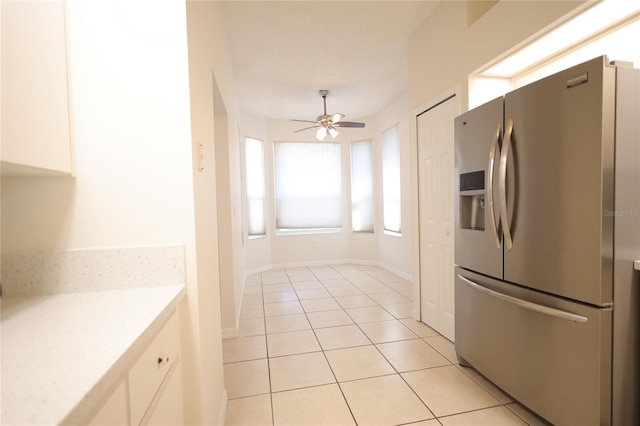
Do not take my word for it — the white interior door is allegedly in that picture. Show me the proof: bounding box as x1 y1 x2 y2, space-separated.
417 95 457 341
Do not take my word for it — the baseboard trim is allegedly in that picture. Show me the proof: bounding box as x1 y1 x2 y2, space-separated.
245 260 413 282
222 327 238 340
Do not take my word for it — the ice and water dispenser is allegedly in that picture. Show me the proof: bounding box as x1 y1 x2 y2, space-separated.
459 171 485 230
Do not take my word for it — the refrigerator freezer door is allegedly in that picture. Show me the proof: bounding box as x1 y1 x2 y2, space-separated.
454 96 503 279
455 267 612 426
503 56 615 306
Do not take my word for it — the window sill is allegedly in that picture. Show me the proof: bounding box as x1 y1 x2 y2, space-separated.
276 228 343 237
383 229 402 238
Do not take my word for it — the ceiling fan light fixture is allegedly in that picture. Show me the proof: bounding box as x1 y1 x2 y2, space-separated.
292 90 365 138
316 126 327 141
331 113 344 124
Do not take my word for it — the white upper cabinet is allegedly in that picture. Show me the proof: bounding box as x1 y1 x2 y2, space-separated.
1 0 74 176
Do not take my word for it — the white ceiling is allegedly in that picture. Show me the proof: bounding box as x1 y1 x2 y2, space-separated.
220 1 441 122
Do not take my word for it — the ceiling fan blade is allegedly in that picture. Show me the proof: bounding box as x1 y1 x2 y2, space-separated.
291 119 317 124
334 121 365 128
331 113 345 124
293 125 319 133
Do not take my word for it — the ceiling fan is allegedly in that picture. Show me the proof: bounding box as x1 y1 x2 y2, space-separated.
292 90 365 140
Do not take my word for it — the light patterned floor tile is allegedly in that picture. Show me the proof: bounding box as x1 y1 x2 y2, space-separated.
345 306 395 323
240 304 264 320
439 406 527 425
369 291 411 305
234 264 541 426
376 339 450 372
334 294 378 309
244 286 262 295
358 319 418 343
324 345 395 382
272 384 355 426
314 324 371 350
237 317 265 337
300 297 341 312
320 278 352 288
505 403 552 425
383 302 414 319
267 329 321 357
262 291 298 304
269 351 335 392
424 335 458 364
222 335 267 363
340 375 434 425
291 280 324 290
263 283 295 293
352 282 394 294
307 309 354 328
225 394 273 426
399 318 440 337
288 274 317 283
457 365 514 404
296 288 332 300
327 285 363 297
265 313 311 334
224 359 270 399
261 276 290 285
242 293 264 306
264 300 304 317
348 276 382 286
402 365 501 417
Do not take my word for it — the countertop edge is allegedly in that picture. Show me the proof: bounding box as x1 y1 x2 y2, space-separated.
62 285 186 425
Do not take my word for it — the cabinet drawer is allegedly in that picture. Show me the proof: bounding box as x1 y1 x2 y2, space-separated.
129 313 179 425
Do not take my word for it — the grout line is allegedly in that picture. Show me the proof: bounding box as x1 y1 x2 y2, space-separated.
243 263 467 426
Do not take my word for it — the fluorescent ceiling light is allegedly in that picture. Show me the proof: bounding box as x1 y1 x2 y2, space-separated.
482 0 640 77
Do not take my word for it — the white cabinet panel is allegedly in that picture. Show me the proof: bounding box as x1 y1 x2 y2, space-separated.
1 0 73 175
129 314 179 425
146 362 184 426
89 379 128 426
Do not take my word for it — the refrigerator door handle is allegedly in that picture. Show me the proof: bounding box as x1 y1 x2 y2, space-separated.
457 274 589 323
487 124 502 249
499 119 514 251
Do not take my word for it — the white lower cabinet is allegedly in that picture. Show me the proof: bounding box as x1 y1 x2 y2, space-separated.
130 313 181 425
88 312 183 425
89 380 128 426
146 362 184 426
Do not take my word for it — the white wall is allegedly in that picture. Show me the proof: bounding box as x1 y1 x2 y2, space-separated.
186 1 244 420
376 93 413 276
408 0 587 113
1 0 219 423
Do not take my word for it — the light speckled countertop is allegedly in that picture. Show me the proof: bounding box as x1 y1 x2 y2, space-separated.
1 285 185 425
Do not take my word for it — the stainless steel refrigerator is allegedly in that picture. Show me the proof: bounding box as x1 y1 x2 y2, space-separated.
454 56 640 425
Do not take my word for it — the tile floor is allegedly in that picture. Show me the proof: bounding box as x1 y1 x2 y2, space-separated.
223 263 548 426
